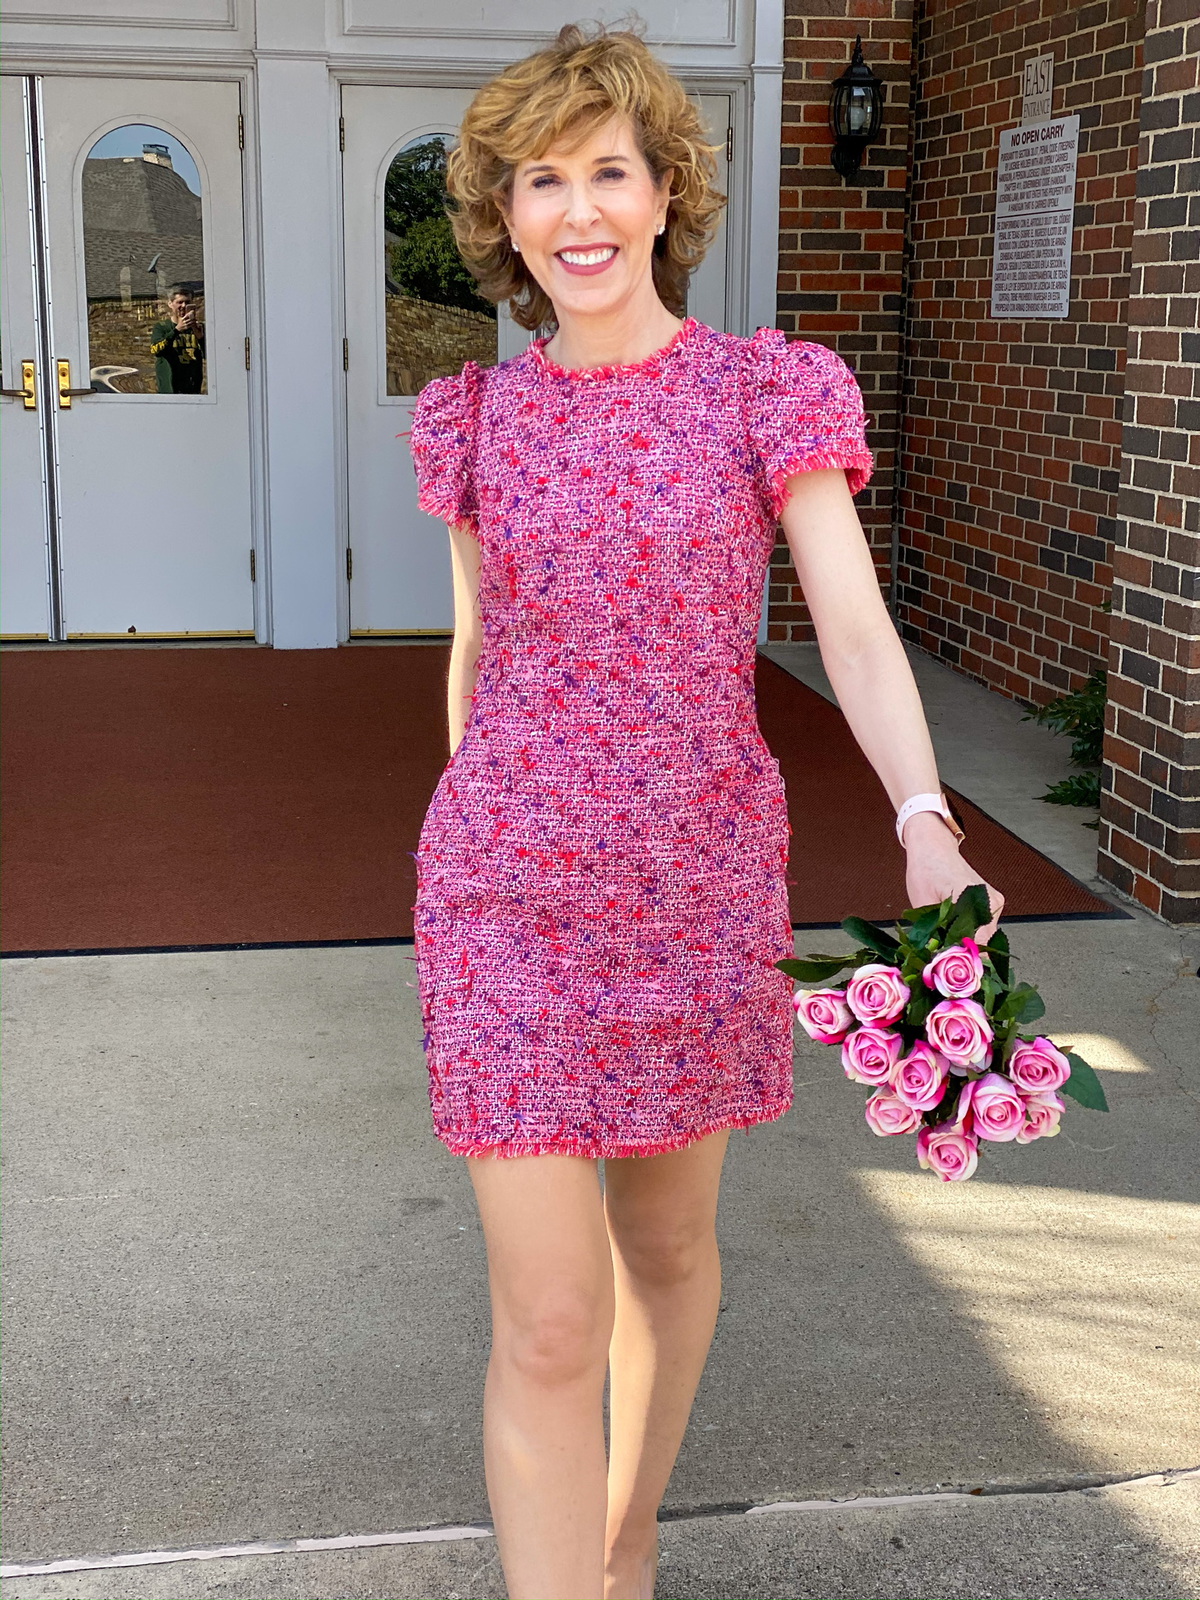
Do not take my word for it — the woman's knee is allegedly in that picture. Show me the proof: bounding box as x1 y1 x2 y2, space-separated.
608 1212 717 1289
495 1284 614 1389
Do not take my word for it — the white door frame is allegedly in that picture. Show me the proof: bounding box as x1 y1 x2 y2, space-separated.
0 57 271 645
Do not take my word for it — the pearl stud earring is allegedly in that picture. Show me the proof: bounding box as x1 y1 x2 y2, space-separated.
656 223 665 235
511 240 521 253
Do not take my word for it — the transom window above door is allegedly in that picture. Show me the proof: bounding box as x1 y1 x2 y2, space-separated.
82 124 207 396
383 133 497 395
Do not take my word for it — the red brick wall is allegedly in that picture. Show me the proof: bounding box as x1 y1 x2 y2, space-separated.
890 0 1144 706
1098 0 1199 922
768 0 915 641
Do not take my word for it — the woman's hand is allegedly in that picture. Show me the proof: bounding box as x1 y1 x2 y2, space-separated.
902 812 1005 945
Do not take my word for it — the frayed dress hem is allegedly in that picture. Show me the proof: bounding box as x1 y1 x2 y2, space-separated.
433 1098 793 1160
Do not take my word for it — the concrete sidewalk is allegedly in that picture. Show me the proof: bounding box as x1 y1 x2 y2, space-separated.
4 1472 1197 1598
2 644 1197 1599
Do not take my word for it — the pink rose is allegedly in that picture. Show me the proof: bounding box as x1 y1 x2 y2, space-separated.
841 1026 906 1086
845 963 911 1026
922 936 985 998
916 1124 979 1182
1015 1088 1066 1143
893 1040 951 1111
925 997 993 1068
793 987 854 1044
864 1090 922 1137
957 1071 1025 1142
1007 1036 1071 1094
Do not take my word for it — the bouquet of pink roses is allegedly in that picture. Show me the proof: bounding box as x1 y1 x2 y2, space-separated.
776 884 1108 1181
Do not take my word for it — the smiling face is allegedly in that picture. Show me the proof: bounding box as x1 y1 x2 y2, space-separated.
504 113 673 326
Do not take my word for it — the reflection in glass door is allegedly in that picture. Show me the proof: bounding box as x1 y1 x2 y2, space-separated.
342 86 527 638
82 123 208 396
383 133 497 395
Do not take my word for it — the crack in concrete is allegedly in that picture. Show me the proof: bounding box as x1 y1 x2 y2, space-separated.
1142 941 1200 1108
5 1469 1197 1581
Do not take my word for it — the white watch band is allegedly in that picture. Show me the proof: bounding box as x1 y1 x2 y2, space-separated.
895 791 964 847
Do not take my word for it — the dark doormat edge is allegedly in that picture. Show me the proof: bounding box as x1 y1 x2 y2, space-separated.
1 904 1135 960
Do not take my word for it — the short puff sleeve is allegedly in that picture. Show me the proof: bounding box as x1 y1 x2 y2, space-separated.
407 361 481 535
744 329 874 515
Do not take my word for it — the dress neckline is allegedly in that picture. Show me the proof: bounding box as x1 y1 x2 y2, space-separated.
528 316 700 382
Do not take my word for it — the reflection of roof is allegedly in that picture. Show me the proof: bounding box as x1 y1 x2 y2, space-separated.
85 230 204 299
83 159 203 300
83 158 201 232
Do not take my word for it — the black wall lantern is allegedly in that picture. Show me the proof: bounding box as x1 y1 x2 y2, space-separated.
829 35 885 180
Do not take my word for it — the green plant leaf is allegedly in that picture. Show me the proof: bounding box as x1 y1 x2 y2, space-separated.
841 917 900 958
1015 988 1046 1024
904 985 937 1028
776 956 854 983
982 928 1011 985
1061 1052 1109 1112
945 882 993 944
1040 771 1101 808
997 982 1044 1024
980 968 1005 1008
904 904 945 950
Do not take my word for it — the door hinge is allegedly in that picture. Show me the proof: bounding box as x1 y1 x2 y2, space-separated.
346 547 353 582
726 125 733 163
250 548 257 582
339 115 345 153
244 336 251 371
343 337 349 372
238 113 245 151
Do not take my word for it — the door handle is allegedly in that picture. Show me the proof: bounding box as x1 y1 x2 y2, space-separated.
0 360 37 409
56 358 95 407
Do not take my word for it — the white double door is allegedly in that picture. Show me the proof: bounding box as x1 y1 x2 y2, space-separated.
341 84 730 637
0 75 253 640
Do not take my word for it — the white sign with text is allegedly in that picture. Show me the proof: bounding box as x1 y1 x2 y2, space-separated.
991 114 1079 320
1022 53 1055 123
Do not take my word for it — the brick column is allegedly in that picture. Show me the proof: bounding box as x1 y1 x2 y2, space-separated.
1099 0 1200 923
769 0 914 641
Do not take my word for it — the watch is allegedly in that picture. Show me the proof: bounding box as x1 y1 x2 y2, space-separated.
895 790 965 847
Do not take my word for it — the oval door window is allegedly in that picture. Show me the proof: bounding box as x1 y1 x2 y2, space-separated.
82 124 206 395
384 133 497 395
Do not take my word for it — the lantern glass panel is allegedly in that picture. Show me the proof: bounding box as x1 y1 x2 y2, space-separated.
847 85 873 134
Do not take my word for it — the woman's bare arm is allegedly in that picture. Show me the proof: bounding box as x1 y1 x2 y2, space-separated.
447 522 483 756
778 466 1004 940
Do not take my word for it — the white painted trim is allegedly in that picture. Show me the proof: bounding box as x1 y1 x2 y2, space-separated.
3 1 239 29
748 0 784 335
751 0 785 647
339 0 738 48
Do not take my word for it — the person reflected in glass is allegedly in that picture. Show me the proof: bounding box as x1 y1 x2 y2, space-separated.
150 287 206 394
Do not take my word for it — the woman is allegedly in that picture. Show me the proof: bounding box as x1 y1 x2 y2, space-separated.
409 23 1004 1600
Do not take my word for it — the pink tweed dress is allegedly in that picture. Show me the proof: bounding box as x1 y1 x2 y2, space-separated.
408 317 874 1158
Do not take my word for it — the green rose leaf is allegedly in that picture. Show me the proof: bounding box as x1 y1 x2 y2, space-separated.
997 982 1044 1024
945 882 993 944
904 904 945 950
982 927 1011 985
776 956 854 983
1061 1052 1109 1112
1015 987 1046 1024
841 916 900 958
904 985 937 1028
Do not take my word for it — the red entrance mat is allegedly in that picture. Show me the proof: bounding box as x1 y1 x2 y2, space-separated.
0 645 1120 955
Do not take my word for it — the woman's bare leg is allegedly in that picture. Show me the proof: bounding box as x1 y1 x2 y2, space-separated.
466 1152 615 1600
601 1129 731 1600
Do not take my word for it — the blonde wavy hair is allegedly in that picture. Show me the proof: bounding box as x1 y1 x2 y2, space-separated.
444 19 727 331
